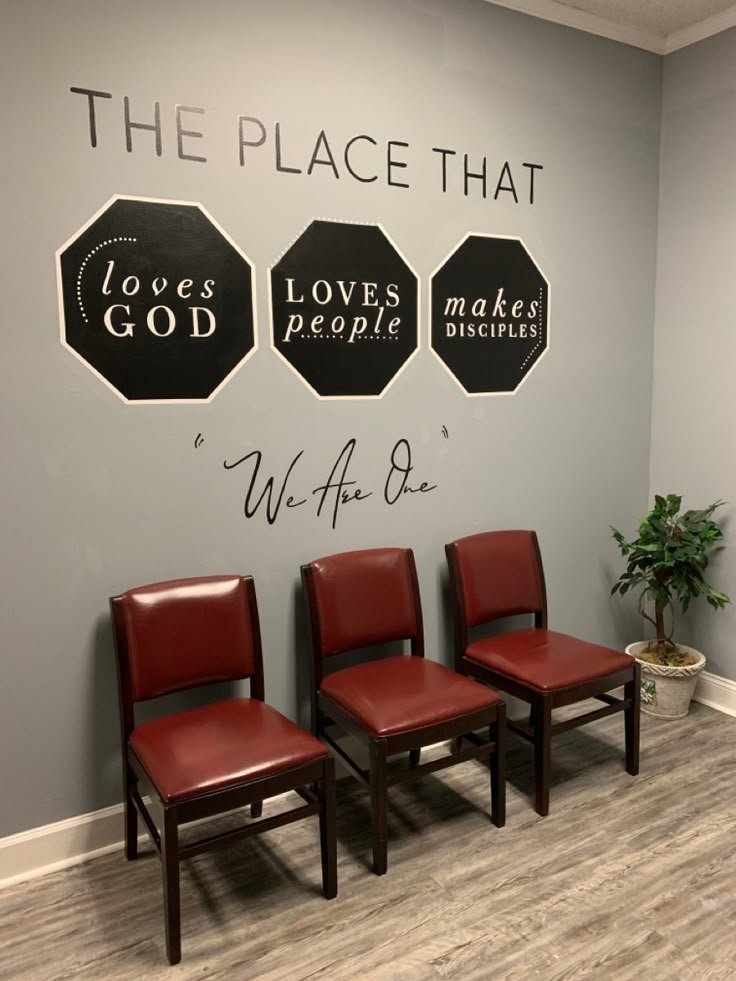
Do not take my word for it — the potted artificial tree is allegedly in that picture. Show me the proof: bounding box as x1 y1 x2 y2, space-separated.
611 494 730 719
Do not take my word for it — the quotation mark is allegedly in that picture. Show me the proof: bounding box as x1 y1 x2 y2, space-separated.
194 433 204 449
441 426 449 439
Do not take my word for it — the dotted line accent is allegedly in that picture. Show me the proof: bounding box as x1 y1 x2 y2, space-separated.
298 334 399 341
520 287 545 369
76 237 138 324
270 216 375 267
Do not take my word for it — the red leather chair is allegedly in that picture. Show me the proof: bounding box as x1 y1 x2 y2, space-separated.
445 531 640 817
110 575 337 964
301 547 505 876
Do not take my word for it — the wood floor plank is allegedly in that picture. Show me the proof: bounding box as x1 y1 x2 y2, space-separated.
1 702 734 980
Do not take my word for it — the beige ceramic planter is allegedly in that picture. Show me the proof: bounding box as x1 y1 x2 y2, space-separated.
626 641 706 720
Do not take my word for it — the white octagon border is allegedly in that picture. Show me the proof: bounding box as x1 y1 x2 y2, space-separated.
55 194 258 405
428 232 551 397
268 218 421 401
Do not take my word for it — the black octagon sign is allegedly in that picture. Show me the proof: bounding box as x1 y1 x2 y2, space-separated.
57 196 256 402
430 234 549 395
270 220 419 398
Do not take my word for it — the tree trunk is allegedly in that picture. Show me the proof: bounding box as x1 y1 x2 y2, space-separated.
655 603 666 646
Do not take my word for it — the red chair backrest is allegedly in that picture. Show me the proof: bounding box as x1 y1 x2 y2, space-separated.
112 576 257 702
304 548 421 658
449 531 547 627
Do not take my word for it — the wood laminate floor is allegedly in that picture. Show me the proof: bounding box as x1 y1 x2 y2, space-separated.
1 702 735 981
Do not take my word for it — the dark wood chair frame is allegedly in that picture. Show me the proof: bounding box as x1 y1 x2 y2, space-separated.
446 536 640 817
111 576 337 965
301 550 506 877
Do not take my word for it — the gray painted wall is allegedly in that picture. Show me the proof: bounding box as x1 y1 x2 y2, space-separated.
650 28 736 679
0 0 660 838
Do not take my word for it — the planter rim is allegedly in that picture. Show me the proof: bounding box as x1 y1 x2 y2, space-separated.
625 641 705 678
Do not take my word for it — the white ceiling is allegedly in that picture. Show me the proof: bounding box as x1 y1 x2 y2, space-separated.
487 0 736 52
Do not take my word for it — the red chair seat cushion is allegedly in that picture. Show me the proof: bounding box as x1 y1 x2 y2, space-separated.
320 656 502 737
129 698 328 803
465 629 633 693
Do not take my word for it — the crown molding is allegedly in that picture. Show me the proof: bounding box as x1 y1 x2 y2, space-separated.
664 6 736 53
483 0 664 53
484 0 736 55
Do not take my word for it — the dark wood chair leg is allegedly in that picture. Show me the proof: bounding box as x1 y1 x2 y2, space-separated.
123 769 138 861
369 739 388 876
161 806 181 966
250 801 263 818
491 705 507 828
409 748 421 766
534 697 552 817
319 757 337 899
625 662 641 776
450 736 463 753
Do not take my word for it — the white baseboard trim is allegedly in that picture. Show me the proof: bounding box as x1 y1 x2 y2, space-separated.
0 802 127 891
3 680 736 891
694 670 736 718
